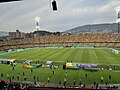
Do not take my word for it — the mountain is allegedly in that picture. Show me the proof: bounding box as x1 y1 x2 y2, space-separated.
65 23 119 34
0 31 8 36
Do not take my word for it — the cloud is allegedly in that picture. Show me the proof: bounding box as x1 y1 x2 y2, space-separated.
0 0 120 32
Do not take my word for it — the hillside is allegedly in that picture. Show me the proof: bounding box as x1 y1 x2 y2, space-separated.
65 23 118 34
0 31 8 36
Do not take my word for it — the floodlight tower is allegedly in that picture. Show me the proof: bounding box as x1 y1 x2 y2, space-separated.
115 8 120 34
118 10 120 34
35 17 40 31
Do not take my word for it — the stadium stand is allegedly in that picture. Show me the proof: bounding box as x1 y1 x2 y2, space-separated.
0 33 119 51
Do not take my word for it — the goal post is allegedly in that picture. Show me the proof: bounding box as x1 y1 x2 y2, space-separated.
112 49 119 54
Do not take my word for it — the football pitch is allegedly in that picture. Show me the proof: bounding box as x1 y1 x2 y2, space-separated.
0 47 120 64
0 47 120 84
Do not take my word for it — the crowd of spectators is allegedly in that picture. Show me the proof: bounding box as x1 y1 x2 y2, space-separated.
0 80 35 90
0 80 119 90
0 33 119 51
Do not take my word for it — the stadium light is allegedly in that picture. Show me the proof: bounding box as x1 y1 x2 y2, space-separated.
115 6 120 34
117 10 120 34
116 18 120 23
35 17 40 31
35 17 40 22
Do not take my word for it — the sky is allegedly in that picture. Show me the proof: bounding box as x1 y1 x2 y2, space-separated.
0 0 120 33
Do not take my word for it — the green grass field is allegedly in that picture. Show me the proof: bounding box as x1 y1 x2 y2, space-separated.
0 47 120 64
0 47 120 84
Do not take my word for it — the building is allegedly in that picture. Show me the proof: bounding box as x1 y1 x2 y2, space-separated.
9 30 22 39
9 30 34 40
